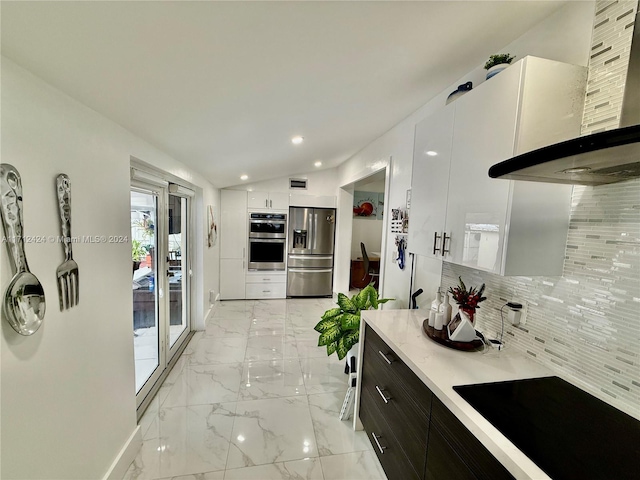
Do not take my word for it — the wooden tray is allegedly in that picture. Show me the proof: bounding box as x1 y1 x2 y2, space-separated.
422 319 484 352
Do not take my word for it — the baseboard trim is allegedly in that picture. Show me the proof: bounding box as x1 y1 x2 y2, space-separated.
102 425 142 480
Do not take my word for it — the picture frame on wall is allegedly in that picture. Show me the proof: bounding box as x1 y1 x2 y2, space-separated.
353 191 385 220
207 204 218 248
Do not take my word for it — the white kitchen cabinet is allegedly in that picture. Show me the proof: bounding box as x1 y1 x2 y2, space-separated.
410 56 585 276
220 259 246 299
408 104 455 257
220 189 248 299
245 271 287 299
247 191 289 210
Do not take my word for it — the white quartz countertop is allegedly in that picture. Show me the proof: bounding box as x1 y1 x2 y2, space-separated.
360 309 554 480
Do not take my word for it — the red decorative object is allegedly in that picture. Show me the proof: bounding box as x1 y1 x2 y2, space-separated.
448 276 486 324
353 201 374 217
461 306 476 323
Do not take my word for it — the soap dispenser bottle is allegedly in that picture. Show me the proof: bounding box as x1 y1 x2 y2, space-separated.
440 292 453 326
428 289 442 328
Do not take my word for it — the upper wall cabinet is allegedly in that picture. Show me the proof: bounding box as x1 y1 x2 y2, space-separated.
408 103 455 259
409 56 586 276
247 191 289 210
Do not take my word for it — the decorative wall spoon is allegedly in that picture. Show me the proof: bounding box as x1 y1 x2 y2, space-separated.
0 164 46 335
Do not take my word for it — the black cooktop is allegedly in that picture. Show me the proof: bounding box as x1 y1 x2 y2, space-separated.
454 376 640 480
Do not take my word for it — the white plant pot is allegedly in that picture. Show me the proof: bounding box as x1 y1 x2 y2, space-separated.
486 63 511 80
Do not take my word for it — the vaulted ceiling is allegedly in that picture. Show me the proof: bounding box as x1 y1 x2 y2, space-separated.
2 1 566 187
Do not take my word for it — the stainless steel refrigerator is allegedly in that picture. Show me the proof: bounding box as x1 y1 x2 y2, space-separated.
287 207 336 297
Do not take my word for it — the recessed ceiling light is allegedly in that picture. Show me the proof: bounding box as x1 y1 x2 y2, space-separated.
240 174 248 181
291 136 304 145
425 150 438 156
314 161 322 167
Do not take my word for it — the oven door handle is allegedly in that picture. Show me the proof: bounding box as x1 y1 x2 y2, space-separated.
249 220 286 224
249 238 286 243
288 255 333 260
287 268 333 273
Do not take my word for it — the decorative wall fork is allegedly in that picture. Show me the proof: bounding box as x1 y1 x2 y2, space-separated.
56 174 79 310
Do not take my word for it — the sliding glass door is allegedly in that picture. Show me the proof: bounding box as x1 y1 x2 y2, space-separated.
167 192 190 353
131 176 193 406
131 188 163 398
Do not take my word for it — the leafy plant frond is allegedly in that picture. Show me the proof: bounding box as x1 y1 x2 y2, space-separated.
314 317 338 333
355 289 369 310
336 337 349 360
484 53 515 70
318 323 342 346
337 293 356 313
341 312 361 331
315 286 394 360
343 330 359 351
321 307 342 321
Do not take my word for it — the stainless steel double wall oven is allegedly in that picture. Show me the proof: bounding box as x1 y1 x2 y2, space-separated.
248 213 287 270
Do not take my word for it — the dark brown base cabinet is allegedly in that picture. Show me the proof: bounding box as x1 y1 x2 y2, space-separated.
361 325 514 480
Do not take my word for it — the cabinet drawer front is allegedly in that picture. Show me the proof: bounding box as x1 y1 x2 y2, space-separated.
360 387 422 480
364 325 433 409
245 282 286 299
245 273 286 284
286 269 333 297
431 398 514 480
425 425 477 480
361 342 430 472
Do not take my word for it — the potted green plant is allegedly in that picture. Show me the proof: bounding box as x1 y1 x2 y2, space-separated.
484 53 515 80
315 284 393 360
132 239 146 272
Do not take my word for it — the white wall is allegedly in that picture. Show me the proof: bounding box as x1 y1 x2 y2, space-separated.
0 57 219 479
351 180 385 260
226 167 339 197
337 1 595 309
351 219 383 259
201 188 221 318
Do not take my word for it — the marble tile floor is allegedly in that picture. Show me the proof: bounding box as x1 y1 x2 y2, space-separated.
124 298 387 480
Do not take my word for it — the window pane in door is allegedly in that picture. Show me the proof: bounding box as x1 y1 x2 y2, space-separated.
131 191 159 393
168 194 188 347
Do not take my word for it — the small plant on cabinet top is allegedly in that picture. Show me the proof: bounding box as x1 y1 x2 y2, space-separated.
315 285 393 360
484 53 515 70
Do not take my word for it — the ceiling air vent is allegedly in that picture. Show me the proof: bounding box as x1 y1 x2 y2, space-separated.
289 178 308 190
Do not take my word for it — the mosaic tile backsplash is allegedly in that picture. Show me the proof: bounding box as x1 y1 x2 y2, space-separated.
582 0 638 133
442 178 640 417
442 0 639 417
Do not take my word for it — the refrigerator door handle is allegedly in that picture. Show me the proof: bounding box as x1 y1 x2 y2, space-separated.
287 268 333 273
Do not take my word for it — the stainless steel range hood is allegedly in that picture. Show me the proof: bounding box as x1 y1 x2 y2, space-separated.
489 9 640 186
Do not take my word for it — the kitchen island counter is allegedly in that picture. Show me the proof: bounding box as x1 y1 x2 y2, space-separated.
357 309 555 480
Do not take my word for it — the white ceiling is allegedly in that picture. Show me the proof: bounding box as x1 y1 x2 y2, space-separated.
1 1 566 188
